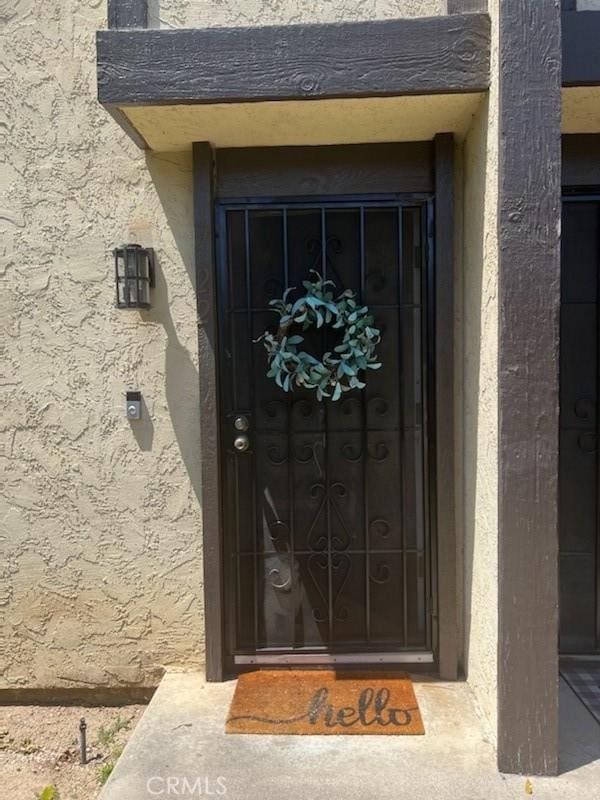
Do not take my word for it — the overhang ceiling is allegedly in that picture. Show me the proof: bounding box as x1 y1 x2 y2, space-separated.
120 93 485 151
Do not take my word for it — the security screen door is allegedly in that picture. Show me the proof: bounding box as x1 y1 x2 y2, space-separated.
560 197 600 654
216 199 434 663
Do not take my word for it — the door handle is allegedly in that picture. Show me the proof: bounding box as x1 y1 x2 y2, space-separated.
234 415 250 431
234 434 250 452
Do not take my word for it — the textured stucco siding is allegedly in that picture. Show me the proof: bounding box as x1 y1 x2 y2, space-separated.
158 0 445 29
460 0 499 736
0 1 203 690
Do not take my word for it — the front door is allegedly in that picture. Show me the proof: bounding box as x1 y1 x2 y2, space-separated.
216 199 434 665
560 196 600 654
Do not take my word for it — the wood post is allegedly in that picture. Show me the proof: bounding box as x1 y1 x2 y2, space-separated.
107 0 150 29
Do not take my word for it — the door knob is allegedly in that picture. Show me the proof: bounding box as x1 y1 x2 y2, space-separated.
234 434 250 452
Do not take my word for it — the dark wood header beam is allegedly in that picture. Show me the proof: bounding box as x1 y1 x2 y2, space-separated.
446 0 488 12
563 10 600 86
97 14 491 107
107 0 149 29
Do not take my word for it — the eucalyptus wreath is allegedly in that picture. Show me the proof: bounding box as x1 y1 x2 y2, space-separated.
256 271 382 402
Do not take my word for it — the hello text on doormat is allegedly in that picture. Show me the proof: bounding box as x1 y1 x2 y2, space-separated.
225 670 425 735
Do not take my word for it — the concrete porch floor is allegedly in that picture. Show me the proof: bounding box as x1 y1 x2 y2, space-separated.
100 672 600 800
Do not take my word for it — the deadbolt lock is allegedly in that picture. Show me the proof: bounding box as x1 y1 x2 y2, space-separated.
234 415 250 432
233 434 250 452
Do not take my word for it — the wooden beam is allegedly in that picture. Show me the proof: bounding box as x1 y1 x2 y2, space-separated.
434 133 458 681
215 142 434 197
107 0 149 28
446 0 488 13
497 0 561 776
193 142 225 682
562 10 600 86
97 14 491 106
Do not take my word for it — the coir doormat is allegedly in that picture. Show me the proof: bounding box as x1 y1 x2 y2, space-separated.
226 670 425 735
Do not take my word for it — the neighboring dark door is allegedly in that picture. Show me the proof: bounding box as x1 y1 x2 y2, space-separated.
216 199 434 662
560 197 600 654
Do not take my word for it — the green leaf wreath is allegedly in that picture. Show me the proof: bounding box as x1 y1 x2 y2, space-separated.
255 271 382 402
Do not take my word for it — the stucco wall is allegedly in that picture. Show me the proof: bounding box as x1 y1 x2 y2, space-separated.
460 0 499 735
0 0 496 695
0 1 203 690
158 0 444 29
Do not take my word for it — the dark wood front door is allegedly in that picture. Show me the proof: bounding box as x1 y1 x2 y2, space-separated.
560 197 600 654
216 199 434 664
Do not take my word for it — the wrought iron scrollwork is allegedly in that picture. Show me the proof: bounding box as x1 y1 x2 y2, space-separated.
306 482 351 553
265 400 286 421
370 559 391 585
307 483 328 552
294 443 315 464
307 553 329 623
329 483 351 552
340 396 362 417
578 432 597 453
331 552 351 621
307 234 344 285
369 518 391 540
306 552 351 624
266 443 288 465
292 399 314 420
262 276 284 302
293 440 324 477
366 270 387 293
268 565 292 592
341 442 362 462
574 397 595 421
268 519 290 545
368 396 389 417
369 442 389 462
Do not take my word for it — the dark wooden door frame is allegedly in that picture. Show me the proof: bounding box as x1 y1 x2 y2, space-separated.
193 137 457 682
193 142 225 681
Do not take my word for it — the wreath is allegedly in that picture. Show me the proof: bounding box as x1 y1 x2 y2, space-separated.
256 271 382 402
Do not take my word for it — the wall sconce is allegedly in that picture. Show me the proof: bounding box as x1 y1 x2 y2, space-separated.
114 244 155 309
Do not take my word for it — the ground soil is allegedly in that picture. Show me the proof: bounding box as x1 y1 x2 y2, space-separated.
0 704 145 800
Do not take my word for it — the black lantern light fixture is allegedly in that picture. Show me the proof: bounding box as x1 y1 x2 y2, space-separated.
114 244 155 309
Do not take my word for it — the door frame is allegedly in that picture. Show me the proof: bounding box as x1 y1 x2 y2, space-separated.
193 137 457 681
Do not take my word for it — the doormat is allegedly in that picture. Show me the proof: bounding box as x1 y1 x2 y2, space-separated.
560 660 600 725
226 670 425 735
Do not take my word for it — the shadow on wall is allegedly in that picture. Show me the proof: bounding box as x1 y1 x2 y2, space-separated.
141 151 203 508
461 95 490 686
129 393 154 451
